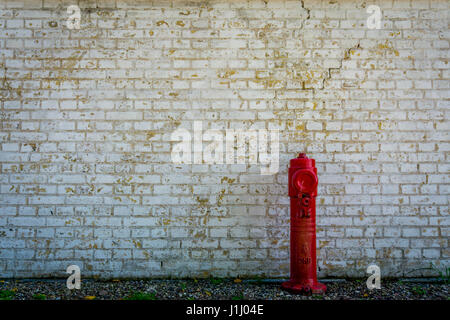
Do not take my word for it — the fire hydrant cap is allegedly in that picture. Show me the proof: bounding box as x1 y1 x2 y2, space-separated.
292 170 318 194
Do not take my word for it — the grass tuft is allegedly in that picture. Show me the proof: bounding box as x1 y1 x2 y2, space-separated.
32 293 47 300
0 290 15 300
124 291 157 300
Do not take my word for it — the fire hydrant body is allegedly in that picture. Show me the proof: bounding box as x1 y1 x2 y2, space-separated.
281 153 326 294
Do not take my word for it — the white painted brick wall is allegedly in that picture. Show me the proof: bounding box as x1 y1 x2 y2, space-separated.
0 0 449 278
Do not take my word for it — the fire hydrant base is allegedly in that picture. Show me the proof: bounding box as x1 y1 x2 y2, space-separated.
281 280 327 295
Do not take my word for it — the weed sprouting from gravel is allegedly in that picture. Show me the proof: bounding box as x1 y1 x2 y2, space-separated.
0 289 15 300
124 291 157 300
210 278 223 285
32 293 47 300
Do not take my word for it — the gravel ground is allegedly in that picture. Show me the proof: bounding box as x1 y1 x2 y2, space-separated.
0 278 448 300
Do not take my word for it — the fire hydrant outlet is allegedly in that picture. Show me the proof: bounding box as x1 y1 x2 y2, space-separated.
292 170 318 195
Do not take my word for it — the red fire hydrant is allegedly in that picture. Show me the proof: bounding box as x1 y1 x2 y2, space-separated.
281 153 326 294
